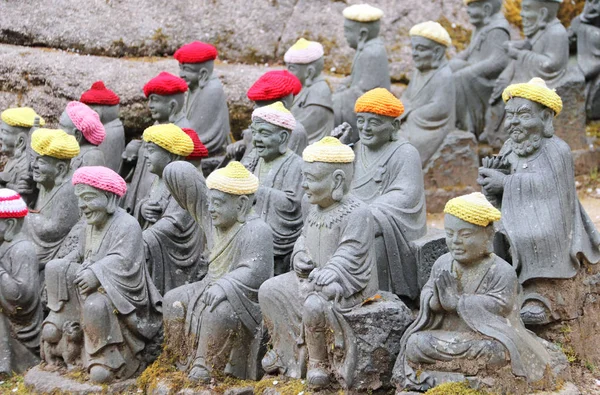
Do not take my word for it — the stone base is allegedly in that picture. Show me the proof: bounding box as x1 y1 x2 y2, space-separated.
24 365 137 394
413 228 448 290
554 66 588 151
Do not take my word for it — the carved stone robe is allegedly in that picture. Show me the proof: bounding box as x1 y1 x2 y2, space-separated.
291 77 334 144
70 145 105 173
99 118 125 172
0 149 34 205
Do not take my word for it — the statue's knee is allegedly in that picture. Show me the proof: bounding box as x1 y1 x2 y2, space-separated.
41 323 62 344
89 365 114 384
45 259 68 276
405 332 429 363
164 291 186 321
302 295 325 328
82 293 110 317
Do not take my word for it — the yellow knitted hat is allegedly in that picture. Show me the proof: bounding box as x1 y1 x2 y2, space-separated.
1 107 46 128
206 161 259 195
502 77 563 116
409 21 452 47
31 129 80 160
302 136 355 163
444 192 501 227
142 123 194 157
343 4 384 22
355 88 404 117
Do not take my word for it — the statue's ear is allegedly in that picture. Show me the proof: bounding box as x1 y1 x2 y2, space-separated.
56 161 68 176
198 68 210 89
3 218 18 242
306 65 316 86
483 2 493 20
331 169 346 202
15 133 27 152
392 118 401 130
106 192 118 214
236 195 250 222
358 27 369 49
540 108 555 137
278 130 290 154
539 7 549 23
168 98 178 116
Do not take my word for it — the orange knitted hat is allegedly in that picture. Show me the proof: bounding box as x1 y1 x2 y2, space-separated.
354 88 404 118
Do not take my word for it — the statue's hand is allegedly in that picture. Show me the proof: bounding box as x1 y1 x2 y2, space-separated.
74 269 101 295
225 140 246 160
330 122 353 145
309 267 339 286
122 139 142 162
141 201 163 223
16 175 35 195
202 284 227 311
436 270 459 311
294 252 315 277
477 167 506 195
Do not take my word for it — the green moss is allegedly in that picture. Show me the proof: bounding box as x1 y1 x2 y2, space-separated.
504 0 585 29
437 16 472 52
424 381 490 395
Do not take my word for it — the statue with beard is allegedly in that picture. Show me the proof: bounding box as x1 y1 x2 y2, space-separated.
478 78 600 326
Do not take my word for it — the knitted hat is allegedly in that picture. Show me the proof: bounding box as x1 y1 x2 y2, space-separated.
284 38 325 64
72 166 127 197
355 88 404 117
0 189 28 218
409 21 452 47
343 4 384 22
174 41 218 64
182 128 209 159
66 101 106 146
247 70 302 101
206 161 259 195
142 123 194 157
444 192 501 227
302 136 355 163
143 72 188 97
80 81 120 106
1 107 45 128
252 101 297 131
31 129 80 160
502 77 563 116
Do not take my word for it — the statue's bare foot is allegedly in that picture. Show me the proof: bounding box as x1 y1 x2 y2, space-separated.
261 349 283 374
520 301 551 326
307 362 329 388
188 365 211 383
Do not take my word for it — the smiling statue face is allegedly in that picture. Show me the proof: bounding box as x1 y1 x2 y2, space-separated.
32 155 63 185
147 94 172 122
179 63 203 90
356 112 395 150
301 161 337 208
504 97 546 157
520 0 546 38
145 142 174 176
411 36 443 72
286 63 309 86
208 189 240 229
444 214 493 265
0 122 22 156
584 0 600 23
251 119 289 162
466 0 488 26
75 183 111 226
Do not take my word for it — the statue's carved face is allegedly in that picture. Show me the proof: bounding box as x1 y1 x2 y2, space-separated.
356 112 395 149
32 155 64 185
0 123 21 156
521 0 545 37
584 0 600 23
444 214 493 265
466 1 488 26
145 142 174 177
344 19 360 49
411 36 444 72
286 63 308 86
148 94 172 122
251 119 289 162
75 183 111 226
302 162 337 208
179 63 203 90
208 189 240 229
504 97 545 157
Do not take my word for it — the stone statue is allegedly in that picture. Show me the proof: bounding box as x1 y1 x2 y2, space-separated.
284 38 334 144
59 101 106 172
122 72 190 220
478 78 600 325
333 4 391 139
449 0 510 137
0 107 45 205
80 81 126 172
399 21 455 166
250 102 304 275
0 189 43 376
333 88 427 299
484 0 568 147
24 129 80 281
393 192 565 391
174 41 230 159
162 161 273 383
259 137 378 389
138 124 205 294
182 127 209 170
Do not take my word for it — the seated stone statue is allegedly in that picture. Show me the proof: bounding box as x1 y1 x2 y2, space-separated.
162 161 273 383
138 124 204 294
399 21 455 166
59 101 106 172
0 189 43 376
485 0 568 147
478 78 600 325
284 38 334 144
259 137 378 389
249 102 304 275
393 192 563 391
41 166 162 383
333 4 390 138
182 127 209 170
0 107 45 205
175 41 230 158
122 72 191 219
449 0 510 137
80 81 125 172
24 129 80 278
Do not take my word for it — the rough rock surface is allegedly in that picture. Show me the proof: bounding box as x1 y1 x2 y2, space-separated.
553 66 588 151
24 365 137 394
413 227 449 289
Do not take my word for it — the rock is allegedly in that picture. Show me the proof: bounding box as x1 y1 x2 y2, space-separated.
572 147 600 176
554 66 587 151
224 387 254 395
535 382 581 395
413 228 449 289
24 365 137 394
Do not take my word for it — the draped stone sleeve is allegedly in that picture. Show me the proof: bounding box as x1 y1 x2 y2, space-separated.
351 39 391 92
517 22 569 83
577 22 600 80
405 66 455 130
463 29 510 79
0 240 40 317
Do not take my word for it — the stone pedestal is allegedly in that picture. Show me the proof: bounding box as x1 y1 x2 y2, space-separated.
24 365 137 394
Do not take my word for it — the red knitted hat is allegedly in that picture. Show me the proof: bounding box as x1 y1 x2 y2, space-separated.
174 41 218 64
247 70 302 101
143 72 188 97
182 128 209 159
80 81 120 106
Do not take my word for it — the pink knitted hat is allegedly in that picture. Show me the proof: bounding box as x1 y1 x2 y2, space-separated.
72 166 127 197
66 101 106 146
251 101 296 131
284 38 325 64
0 189 28 218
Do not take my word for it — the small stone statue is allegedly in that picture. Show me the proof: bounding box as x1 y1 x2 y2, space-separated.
59 101 106 172
449 0 510 137
138 124 205 294
24 129 80 279
0 107 45 205
393 192 564 391
284 38 334 144
478 78 600 325
41 166 162 383
122 72 190 219
259 137 378 388
399 21 455 166
485 0 568 147
334 88 427 299
80 81 125 172
162 161 273 383
182 127 209 170
0 189 43 376
250 102 304 275
175 41 230 158
333 4 391 138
